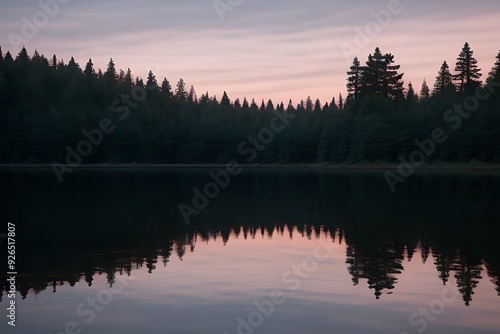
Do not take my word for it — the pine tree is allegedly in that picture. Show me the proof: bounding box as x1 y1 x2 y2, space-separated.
287 99 294 112
382 52 404 99
242 97 249 110
406 81 417 104
361 48 385 97
135 77 144 87
31 49 41 64
175 78 187 101
1 51 10 63
188 85 197 103
161 78 173 101
123 68 133 92
305 96 313 112
314 98 322 112
68 57 80 73
146 70 157 88
278 101 285 111
360 47 404 100
51 54 57 68
339 93 343 110
104 58 117 84
487 50 500 84
84 58 95 78
453 42 482 93
234 98 241 110
420 79 430 100
199 92 209 106
15 47 30 65
250 98 258 112
57 58 65 69
221 91 230 108
260 99 266 112
266 99 274 112
118 69 125 83
346 56 362 101
433 61 454 96
330 97 337 111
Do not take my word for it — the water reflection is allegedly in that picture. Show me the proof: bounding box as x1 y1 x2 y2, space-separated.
0 168 499 308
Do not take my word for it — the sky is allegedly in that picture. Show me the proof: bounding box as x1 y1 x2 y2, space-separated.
1 0 499 104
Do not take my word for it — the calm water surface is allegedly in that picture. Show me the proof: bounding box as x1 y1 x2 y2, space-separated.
0 168 499 334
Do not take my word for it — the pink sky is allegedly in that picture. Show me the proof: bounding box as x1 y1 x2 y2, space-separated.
1 0 499 105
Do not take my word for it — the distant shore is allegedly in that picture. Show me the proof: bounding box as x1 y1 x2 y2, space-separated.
0 162 499 170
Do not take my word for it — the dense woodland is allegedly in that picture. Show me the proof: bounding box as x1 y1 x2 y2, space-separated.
0 42 499 164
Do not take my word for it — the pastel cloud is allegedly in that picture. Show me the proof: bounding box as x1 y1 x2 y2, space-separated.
1 0 499 104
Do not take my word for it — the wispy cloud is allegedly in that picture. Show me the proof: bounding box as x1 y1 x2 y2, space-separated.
1 0 499 102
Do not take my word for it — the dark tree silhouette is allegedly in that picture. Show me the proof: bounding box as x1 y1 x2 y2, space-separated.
451 251 483 306
453 42 482 93
487 50 500 84
433 61 455 96
359 47 404 100
420 79 430 100
0 45 498 165
346 56 362 101
406 81 418 107
175 78 187 102
84 58 95 78
104 58 118 84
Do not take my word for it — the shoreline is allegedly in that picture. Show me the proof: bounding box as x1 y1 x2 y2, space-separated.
0 163 499 171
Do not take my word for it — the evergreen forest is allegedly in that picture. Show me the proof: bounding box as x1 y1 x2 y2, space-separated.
0 42 499 165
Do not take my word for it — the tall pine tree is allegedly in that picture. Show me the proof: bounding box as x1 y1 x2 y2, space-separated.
487 50 500 84
453 42 482 93
360 47 404 100
420 79 430 100
175 78 187 102
84 59 95 78
104 58 117 84
433 61 454 96
146 70 158 88
346 57 362 101
406 81 417 105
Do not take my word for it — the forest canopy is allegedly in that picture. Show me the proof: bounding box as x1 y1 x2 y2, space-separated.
0 43 499 166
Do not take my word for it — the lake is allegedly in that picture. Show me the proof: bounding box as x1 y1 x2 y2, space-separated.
1 168 499 334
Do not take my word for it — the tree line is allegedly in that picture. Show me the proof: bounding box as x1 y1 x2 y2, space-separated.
0 42 499 165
